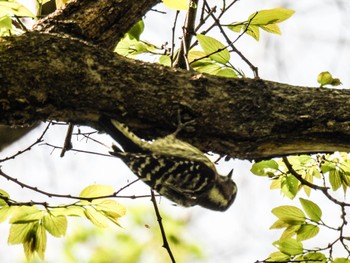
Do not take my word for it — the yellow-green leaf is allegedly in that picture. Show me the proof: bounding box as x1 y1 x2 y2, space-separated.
84 207 110 228
272 206 306 224
43 214 67 237
0 2 35 17
297 224 319 241
128 20 144 40
216 68 237 78
249 8 295 25
251 160 279 176
270 219 289 229
94 199 126 217
267 251 290 262
274 238 303 256
227 24 243 33
193 62 221 75
333 258 350 263
329 169 342 191
302 252 327 262
260 24 281 35
159 55 171 66
0 206 12 223
55 0 69 9
0 189 9 206
188 50 207 62
8 222 35 244
163 0 189 10
22 222 46 261
281 225 301 240
10 206 44 223
317 71 333 86
299 198 322 222
196 34 230 64
51 206 85 217
35 224 47 260
80 184 114 198
245 25 260 40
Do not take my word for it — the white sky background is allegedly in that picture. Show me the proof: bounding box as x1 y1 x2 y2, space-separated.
1 0 350 262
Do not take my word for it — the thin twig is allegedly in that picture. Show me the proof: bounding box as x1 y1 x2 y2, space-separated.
0 168 152 202
151 190 176 263
43 142 112 157
170 10 180 66
0 122 51 163
203 1 259 77
173 0 199 69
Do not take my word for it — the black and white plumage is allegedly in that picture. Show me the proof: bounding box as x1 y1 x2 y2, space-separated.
99 116 237 211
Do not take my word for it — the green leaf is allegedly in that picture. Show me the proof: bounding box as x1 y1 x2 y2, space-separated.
299 198 322 222
128 20 144 40
281 174 299 199
80 184 114 199
272 206 306 224
115 35 137 56
43 214 67 237
34 223 47 260
94 199 126 216
0 189 10 206
245 25 260 41
10 206 44 223
216 68 237 78
329 169 342 191
302 252 326 263
317 71 333 86
8 222 35 244
0 205 12 222
51 206 85 217
270 219 289 229
0 15 12 36
266 251 290 262
196 34 230 64
274 238 303 256
227 24 243 33
280 225 300 240
297 224 319 241
159 55 171 66
163 0 189 10
320 160 336 173
228 8 294 41
22 222 47 261
84 207 110 228
193 62 222 75
0 1 35 18
250 160 279 176
249 8 295 26
260 23 281 34
333 258 350 263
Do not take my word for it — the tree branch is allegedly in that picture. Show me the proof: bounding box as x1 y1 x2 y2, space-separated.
1 32 350 159
33 0 160 50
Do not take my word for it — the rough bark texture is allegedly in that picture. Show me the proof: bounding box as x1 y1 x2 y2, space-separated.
1 0 350 160
33 0 160 50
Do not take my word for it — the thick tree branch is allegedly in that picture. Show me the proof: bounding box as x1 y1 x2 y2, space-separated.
1 32 350 160
33 0 160 50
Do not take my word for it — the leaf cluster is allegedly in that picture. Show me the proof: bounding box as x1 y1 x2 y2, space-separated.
252 153 350 262
114 5 294 79
0 185 125 260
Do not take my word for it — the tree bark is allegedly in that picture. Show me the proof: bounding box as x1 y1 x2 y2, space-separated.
0 0 350 160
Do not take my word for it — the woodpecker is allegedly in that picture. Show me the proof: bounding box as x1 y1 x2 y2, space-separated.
99 116 237 211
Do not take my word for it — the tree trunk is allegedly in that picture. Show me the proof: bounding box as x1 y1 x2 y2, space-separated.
0 0 349 160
